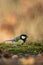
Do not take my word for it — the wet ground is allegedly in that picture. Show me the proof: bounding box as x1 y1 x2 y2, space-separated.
0 53 43 65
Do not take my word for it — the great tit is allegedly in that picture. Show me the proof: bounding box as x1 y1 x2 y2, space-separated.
4 34 28 45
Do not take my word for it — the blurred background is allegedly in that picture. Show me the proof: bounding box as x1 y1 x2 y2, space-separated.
0 0 43 42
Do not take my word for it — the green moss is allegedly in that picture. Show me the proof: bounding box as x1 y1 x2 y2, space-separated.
0 41 43 54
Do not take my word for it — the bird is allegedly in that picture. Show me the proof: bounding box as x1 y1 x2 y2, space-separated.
4 34 28 45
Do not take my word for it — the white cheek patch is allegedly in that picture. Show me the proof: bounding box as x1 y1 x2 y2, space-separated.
21 36 26 39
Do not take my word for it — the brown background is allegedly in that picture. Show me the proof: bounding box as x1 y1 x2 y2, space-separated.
0 0 43 42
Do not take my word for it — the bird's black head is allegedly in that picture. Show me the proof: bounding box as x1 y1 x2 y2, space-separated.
20 34 28 42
